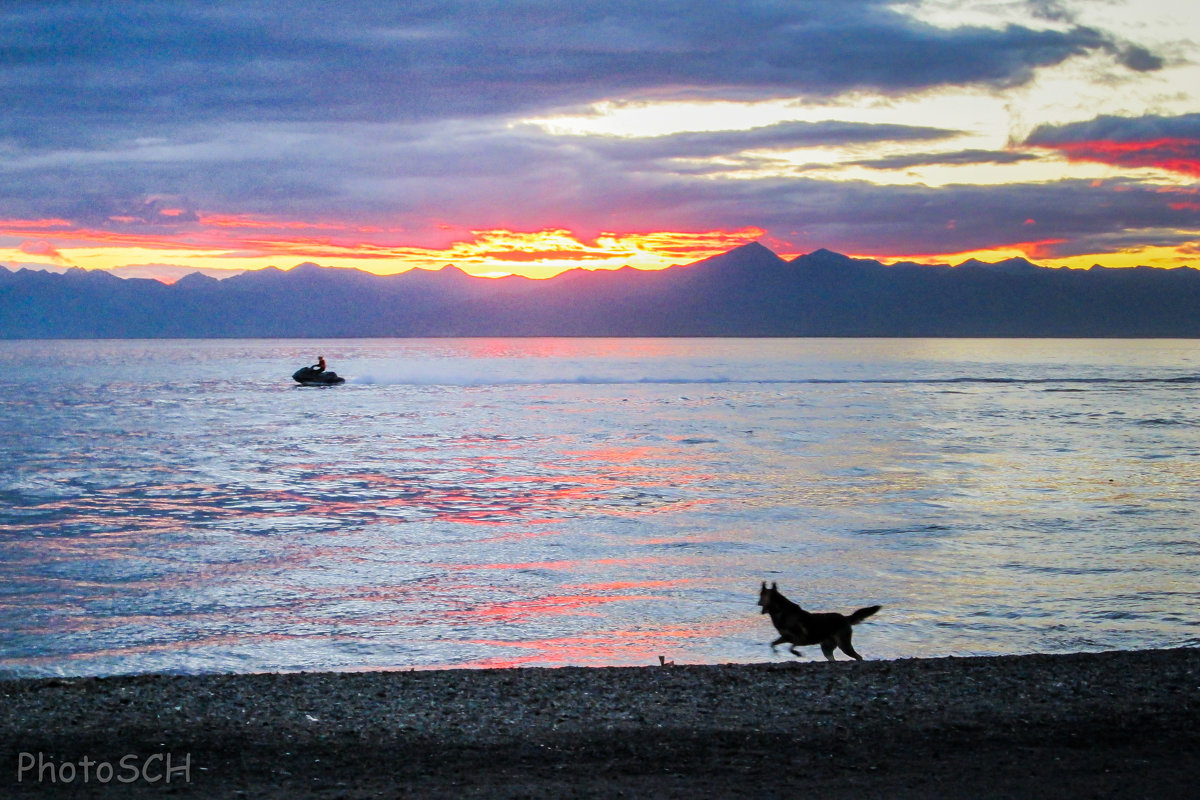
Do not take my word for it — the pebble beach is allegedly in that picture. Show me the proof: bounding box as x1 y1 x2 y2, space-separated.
3 648 1197 798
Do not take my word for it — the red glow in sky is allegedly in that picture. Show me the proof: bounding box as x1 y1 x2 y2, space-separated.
1043 138 1200 177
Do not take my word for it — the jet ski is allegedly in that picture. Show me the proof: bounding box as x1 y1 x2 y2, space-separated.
292 365 345 385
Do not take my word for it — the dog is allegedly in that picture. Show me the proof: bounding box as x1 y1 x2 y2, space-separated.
758 581 881 661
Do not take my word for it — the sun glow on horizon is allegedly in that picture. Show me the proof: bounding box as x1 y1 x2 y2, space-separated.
0 218 769 281
873 242 1200 271
2 209 1197 282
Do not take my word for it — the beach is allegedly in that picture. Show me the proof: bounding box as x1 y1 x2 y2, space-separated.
3 647 1196 798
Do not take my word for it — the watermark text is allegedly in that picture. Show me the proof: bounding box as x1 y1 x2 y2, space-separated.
17 752 191 785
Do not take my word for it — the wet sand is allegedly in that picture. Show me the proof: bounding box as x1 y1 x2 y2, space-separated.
3 648 1197 798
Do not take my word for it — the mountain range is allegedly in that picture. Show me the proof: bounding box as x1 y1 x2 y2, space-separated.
3 243 1200 338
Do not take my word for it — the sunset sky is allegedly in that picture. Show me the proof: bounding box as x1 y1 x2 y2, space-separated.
2 0 1199 280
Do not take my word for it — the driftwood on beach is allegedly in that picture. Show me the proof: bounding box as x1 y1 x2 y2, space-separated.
3 648 1197 798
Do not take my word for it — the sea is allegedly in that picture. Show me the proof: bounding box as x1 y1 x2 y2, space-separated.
1 337 1198 677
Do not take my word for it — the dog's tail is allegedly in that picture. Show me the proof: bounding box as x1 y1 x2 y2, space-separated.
847 605 881 625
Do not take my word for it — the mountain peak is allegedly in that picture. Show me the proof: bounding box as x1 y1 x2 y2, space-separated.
731 241 776 256
957 256 1040 274
790 248 885 277
289 262 327 275
62 266 120 283
689 240 788 272
174 271 221 288
808 247 848 259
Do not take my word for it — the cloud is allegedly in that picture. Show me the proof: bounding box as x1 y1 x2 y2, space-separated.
0 1 1157 151
3 115 1197 265
1024 114 1200 177
577 120 961 163
1025 0 1075 24
0 3 1183 270
623 175 1200 260
18 240 71 264
1112 43 1164 72
847 149 1040 170
64 196 201 229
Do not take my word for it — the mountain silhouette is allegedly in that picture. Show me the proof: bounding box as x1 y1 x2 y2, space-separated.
3 243 1200 337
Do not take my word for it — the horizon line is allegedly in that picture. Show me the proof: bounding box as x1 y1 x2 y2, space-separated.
5 241 1192 285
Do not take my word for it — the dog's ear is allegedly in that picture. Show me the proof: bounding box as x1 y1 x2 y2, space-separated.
771 582 777 590
760 581 767 590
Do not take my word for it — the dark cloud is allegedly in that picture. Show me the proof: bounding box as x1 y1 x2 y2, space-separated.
1025 113 1200 145
62 196 201 228
0 0 1158 149
847 149 1040 170
0 117 953 229
1025 0 1075 24
1024 114 1200 177
1113 43 1165 72
579 120 960 162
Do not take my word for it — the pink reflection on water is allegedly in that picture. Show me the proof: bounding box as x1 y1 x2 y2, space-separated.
453 618 754 669
11 433 712 543
561 579 691 591
444 337 689 361
458 632 693 670
457 593 653 625
431 557 639 572
289 457 692 524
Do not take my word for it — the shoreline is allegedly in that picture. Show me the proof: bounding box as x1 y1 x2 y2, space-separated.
3 648 1197 798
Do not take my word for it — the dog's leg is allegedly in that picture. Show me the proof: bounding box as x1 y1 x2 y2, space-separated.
836 629 864 661
770 636 788 651
820 639 837 661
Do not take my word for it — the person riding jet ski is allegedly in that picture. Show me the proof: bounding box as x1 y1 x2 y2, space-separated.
292 355 344 385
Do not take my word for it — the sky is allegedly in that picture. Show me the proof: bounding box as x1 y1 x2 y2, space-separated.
2 0 1199 280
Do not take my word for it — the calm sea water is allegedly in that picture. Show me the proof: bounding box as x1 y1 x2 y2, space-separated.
1 338 1198 676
